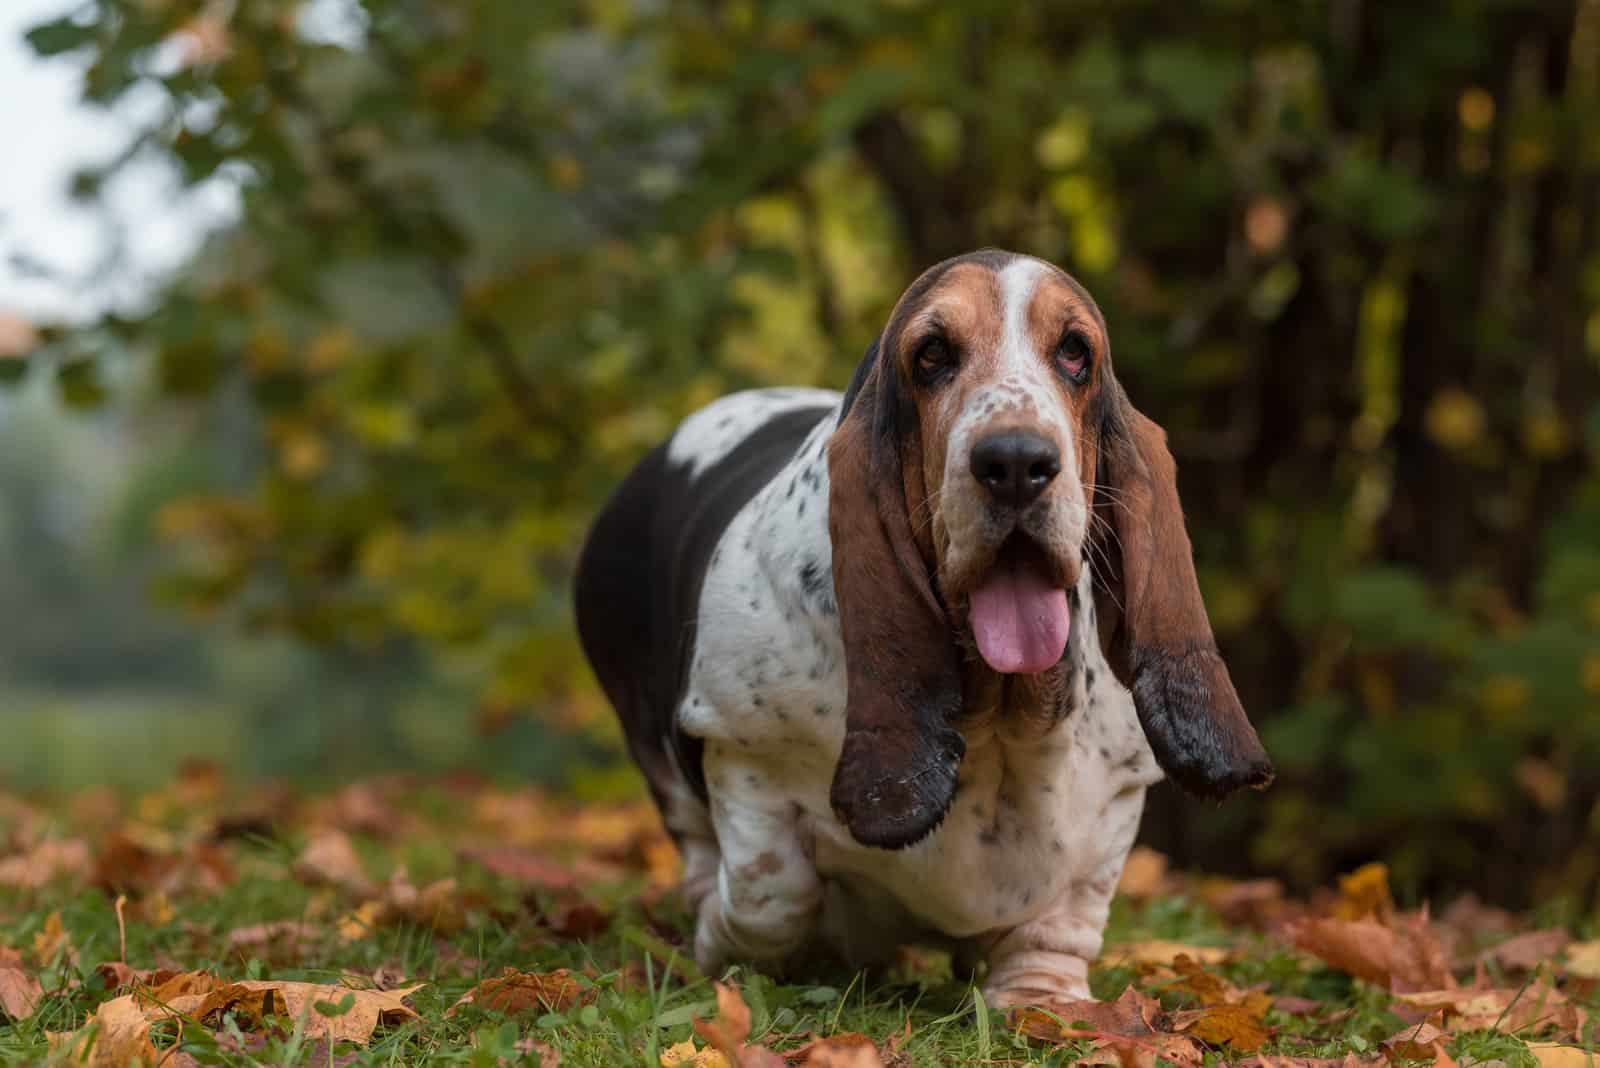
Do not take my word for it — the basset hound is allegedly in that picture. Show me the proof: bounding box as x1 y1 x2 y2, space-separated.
575 249 1272 1006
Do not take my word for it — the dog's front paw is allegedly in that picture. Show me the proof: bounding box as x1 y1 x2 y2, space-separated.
982 949 1092 1008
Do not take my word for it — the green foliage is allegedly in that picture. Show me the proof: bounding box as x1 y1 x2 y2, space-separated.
11 0 1600 904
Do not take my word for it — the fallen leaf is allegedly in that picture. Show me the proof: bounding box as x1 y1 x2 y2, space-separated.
693 982 786 1067
1101 941 1230 968
1480 929 1569 973
1013 986 1165 1038
33 910 73 964
1170 1003 1269 1051
1565 940 1600 979
93 962 181 991
293 830 377 897
216 979 423 1043
1381 1021 1447 1060
783 1033 884 1067
445 969 588 1017
1393 982 1586 1038
337 900 387 943
0 838 91 889
1335 863 1395 920
0 963 42 1020
1527 1044 1599 1068
64 994 162 1067
1285 910 1451 989
661 1040 733 1068
1431 1043 1459 1068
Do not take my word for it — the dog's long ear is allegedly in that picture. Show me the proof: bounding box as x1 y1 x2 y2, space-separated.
827 339 964 850
1093 382 1274 797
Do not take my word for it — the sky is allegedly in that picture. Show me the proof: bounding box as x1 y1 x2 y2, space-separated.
0 0 240 322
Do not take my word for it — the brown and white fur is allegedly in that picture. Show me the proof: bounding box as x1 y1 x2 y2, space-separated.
574 250 1272 1007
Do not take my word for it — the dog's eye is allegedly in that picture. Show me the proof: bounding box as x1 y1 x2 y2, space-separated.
914 337 957 385
1056 331 1092 384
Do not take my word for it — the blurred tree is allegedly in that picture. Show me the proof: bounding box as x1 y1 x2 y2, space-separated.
12 0 1600 905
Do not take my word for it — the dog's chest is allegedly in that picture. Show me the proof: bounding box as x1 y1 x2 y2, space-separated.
680 435 1159 938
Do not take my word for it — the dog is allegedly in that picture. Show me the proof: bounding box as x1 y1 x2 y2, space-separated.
575 249 1272 1006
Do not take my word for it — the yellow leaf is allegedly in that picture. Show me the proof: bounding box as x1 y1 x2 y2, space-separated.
1335 862 1393 920
660 1039 732 1067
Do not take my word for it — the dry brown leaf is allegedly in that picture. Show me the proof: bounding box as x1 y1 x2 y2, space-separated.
0 963 42 1020
1285 910 1451 989
1481 929 1569 972
293 830 378 897
62 994 162 1067
93 962 181 991
445 969 588 1017
0 838 91 889
1393 982 1586 1038
1014 989 1148 1040
1431 1042 1459 1068
1171 1003 1269 1051
1527 1044 1599 1068
783 1033 884 1067
1381 1021 1447 1060
1101 941 1230 968
221 980 423 1042
1565 940 1600 979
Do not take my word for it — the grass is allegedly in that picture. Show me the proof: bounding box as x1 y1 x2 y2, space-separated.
0 773 1596 1066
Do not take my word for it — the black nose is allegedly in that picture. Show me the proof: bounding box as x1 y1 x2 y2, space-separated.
970 430 1061 508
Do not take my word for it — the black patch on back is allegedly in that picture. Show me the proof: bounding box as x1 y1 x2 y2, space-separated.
574 404 834 816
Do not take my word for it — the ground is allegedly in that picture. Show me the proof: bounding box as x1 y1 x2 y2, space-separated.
0 765 1595 1067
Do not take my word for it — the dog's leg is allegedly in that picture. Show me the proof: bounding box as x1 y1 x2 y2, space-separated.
979 785 1147 1007
693 751 822 975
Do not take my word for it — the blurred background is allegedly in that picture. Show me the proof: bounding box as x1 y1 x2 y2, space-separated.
1 0 1597 912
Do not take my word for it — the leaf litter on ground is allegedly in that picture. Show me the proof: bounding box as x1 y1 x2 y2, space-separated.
0 766 1595 1065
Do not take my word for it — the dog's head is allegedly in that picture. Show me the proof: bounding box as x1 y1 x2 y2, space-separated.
827 250 1273 849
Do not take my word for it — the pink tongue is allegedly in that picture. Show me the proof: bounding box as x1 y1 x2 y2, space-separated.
969 557 1070 675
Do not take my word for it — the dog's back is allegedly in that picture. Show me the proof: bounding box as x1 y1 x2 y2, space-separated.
574 389 838 815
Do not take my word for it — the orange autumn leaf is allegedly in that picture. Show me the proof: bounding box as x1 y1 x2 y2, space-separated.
1171 1003 1270 1051
1286 910 1451 989
445 969 589 1016
693 982 786 1068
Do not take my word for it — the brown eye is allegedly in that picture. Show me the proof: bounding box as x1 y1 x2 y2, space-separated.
1057 331 1091 383
914 336 956 385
